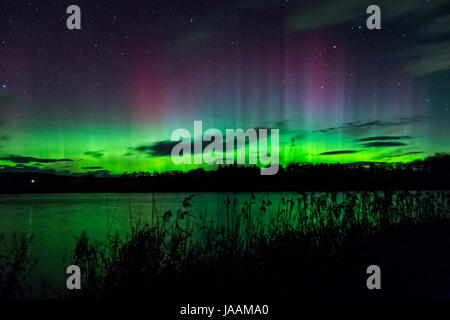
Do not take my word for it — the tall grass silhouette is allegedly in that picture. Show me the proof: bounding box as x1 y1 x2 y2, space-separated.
0 233 36 299
62 191 450 300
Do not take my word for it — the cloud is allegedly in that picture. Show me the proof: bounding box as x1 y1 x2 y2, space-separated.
135 133 263 158
82 166 103 170
0 135 10 141
361 142 407 147
0 155 73 164
398 151 423 156
0 164 61 175
284 0 450 77
0 163 116 177
315 116 426 136
135 139 213 157
122 152 134 157
84 150 104 158
406 41 450 76
420 14 450 36
134 141 181 157
388 151 424 158
287 0 448 31
357 135 412 142
372 150 425 160
319 150 359 155
174 0 284 50
288 0 364 31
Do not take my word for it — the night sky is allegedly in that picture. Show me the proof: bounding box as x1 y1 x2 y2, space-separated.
0 0 449 176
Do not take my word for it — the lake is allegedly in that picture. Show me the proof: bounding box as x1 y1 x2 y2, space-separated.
0 192 298 294
1 191 449 296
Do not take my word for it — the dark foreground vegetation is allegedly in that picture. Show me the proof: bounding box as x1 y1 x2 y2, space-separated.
3 191 449 300
0 234 36 299
1 153 449 193
66 191 450 300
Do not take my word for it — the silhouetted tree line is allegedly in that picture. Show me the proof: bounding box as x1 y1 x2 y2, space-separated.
0 153 449 193
120 153 449 178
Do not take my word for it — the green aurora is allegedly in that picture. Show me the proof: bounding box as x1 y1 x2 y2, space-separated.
0 0 449 176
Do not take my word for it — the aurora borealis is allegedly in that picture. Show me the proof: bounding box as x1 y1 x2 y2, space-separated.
0 0 449 176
